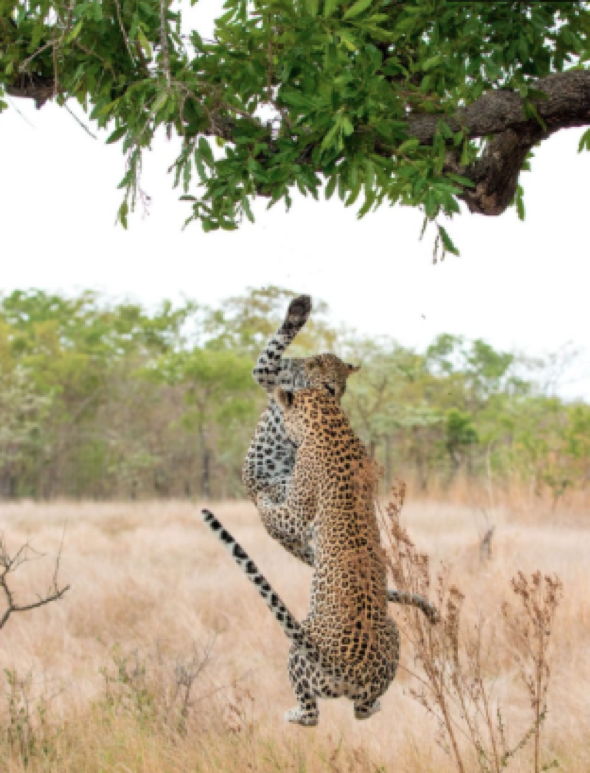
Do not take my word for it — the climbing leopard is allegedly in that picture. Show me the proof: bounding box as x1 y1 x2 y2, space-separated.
242 296 438 621
242 294 359 565
204 387 437 726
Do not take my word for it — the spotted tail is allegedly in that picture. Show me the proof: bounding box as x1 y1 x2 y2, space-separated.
387 590 439 623
201 509 305 646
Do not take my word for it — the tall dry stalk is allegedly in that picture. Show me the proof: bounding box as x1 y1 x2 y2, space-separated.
377 481 563 773
502 572 562 773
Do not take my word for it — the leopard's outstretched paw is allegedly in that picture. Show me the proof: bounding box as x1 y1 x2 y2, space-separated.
283 295 312 331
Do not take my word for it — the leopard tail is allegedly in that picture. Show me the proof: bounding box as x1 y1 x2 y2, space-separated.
387 589 439 623
201 509 306 646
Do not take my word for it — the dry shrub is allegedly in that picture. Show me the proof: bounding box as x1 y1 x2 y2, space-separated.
379 480 563 773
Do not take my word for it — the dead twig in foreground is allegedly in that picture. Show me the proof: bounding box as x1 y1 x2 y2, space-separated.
0 528 69 632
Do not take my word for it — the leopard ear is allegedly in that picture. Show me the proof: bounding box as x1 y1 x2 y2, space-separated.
275 387 294 411
346 363 361 375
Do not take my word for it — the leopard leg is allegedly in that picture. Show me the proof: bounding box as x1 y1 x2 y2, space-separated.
242 402 295 501
352 619 400 721
353 696 383 721
252 295 311 393
285 647 320 726
257 493 315 567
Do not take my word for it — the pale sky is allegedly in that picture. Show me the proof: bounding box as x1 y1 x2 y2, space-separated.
1 5 589 399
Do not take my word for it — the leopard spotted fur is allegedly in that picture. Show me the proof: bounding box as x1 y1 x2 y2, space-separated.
204 387 437 726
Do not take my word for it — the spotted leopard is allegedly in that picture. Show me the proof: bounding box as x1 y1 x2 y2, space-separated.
243 296 437 620
204 387 437 726
242 295 359 565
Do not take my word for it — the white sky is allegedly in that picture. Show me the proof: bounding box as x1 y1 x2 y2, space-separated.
1 2 589 399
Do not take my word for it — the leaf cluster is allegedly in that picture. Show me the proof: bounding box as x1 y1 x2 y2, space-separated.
2 1 589 236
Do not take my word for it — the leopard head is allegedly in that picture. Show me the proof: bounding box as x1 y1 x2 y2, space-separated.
303 354 360 401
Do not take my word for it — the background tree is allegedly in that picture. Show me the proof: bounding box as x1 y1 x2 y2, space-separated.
0 287 588 504
2 1 590 251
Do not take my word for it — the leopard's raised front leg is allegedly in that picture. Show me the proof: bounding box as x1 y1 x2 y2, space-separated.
257 489 316 568
252 294 311 393
243 295 311 501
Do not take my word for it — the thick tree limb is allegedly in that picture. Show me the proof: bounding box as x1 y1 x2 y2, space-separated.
6 74 56 109
406 70 590 215
7 68 590 216
408 71 590 144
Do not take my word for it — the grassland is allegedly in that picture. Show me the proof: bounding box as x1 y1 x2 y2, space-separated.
0 496 589 772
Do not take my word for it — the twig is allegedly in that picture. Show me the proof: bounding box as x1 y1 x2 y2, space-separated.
113 0 136 64
65 103 97 139
159 0 172 86
0 533 70 632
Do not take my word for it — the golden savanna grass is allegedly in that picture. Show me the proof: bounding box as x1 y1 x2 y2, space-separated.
0 496 589 772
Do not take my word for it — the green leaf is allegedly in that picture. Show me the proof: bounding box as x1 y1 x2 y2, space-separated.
325 175 338 200
242 196 255 223
438 225 459 256
198 138 215 167
397 138 420 154
106 127 127 145
65 20 83 44
96 98 121 117
515 184 526 221
446 173 475 189
118 200 129 229
194 150 208 181
345 178 362 207
363 159 375 192
343 0 373 20
338 31 357 50
321 121 341 150
423 55 442 72
341 117 354 136
357 191 375 218
138 27 153 59
578 128 590 153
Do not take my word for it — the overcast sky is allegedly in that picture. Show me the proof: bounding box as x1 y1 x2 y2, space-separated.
1 7 589 400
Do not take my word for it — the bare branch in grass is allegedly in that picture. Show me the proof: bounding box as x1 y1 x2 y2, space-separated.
0 528 69 632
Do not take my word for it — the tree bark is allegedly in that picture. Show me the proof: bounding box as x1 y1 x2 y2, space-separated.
405 71 590 216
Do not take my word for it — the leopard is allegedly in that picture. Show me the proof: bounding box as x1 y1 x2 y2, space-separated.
203 387 437 727
242 294 359 565
242 295 437 621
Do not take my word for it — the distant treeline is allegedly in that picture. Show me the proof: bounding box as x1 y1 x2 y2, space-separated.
0 288 588 504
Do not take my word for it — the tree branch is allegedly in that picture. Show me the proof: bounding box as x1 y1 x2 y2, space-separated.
0 531 70 631
5 74 56 109
6 65 590 216
405 70 590 216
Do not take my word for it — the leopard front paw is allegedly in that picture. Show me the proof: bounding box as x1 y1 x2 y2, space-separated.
283 295 312 331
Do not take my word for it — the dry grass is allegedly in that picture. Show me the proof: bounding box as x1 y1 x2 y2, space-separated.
0 497 589 772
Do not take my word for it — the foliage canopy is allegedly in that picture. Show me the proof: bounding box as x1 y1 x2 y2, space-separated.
2 1 590 248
